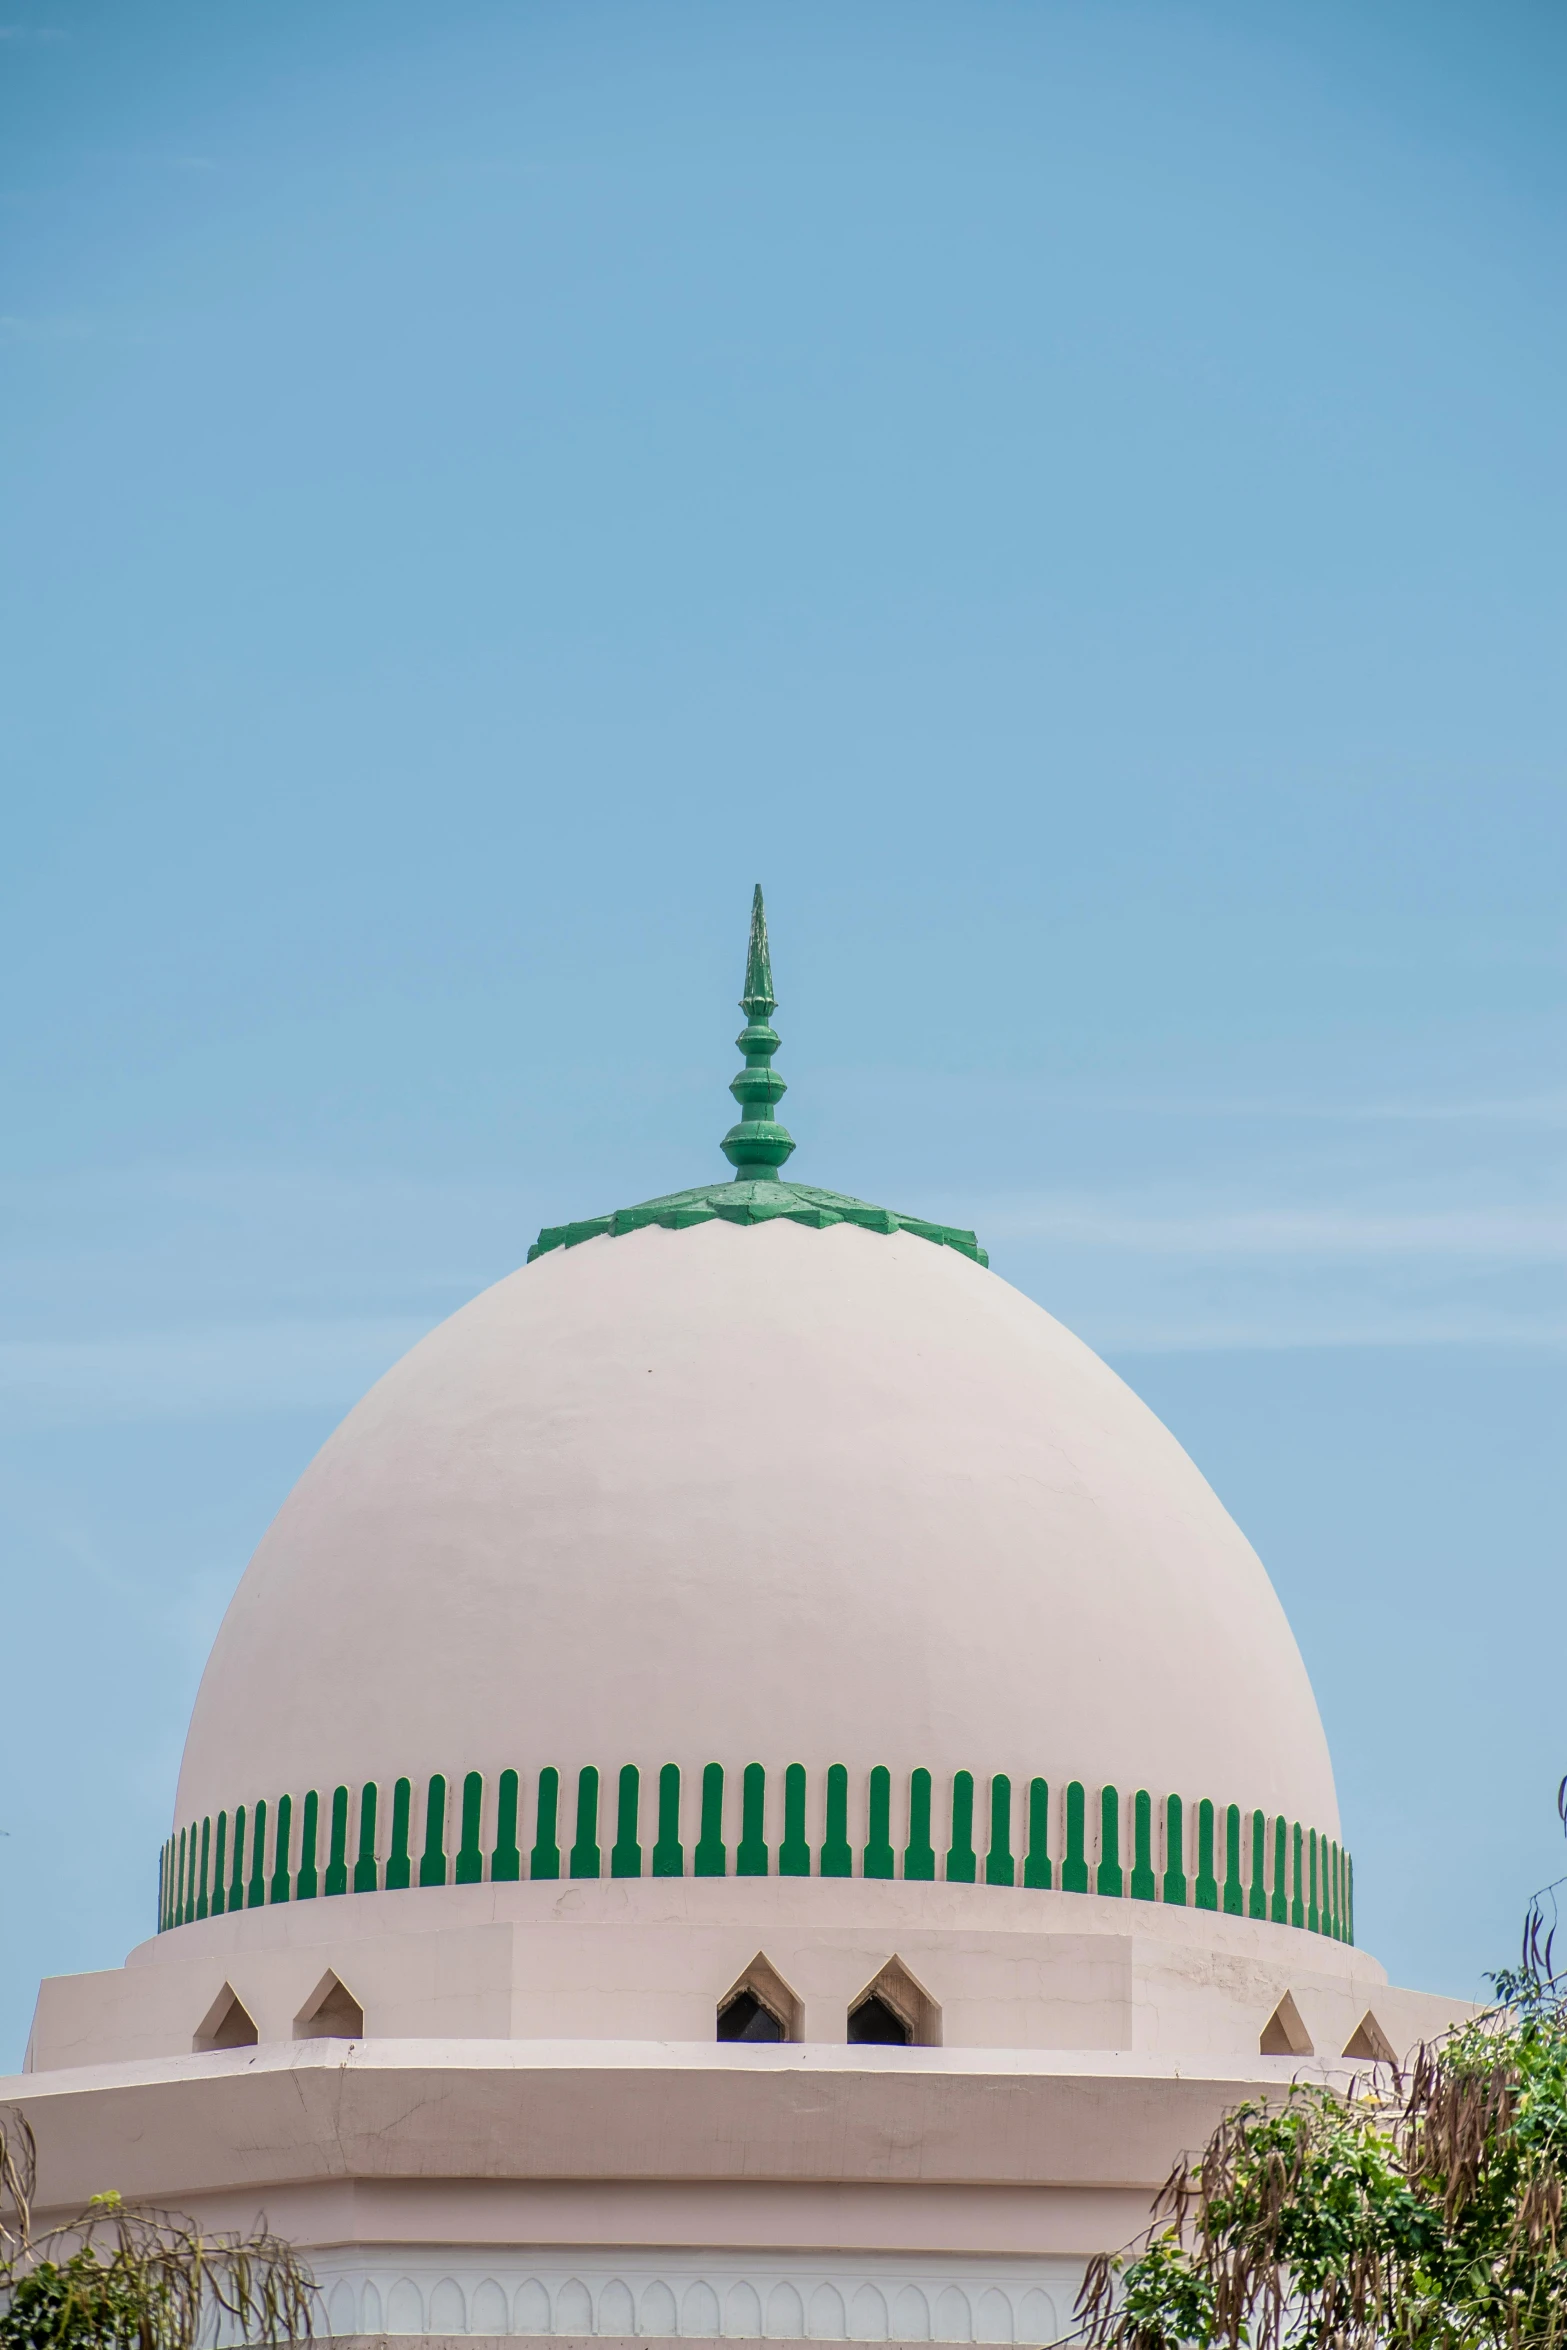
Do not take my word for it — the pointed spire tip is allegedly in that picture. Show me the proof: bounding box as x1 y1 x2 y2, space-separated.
722 883 794 1180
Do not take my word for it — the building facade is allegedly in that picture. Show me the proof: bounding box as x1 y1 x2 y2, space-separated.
12 893 1466 2347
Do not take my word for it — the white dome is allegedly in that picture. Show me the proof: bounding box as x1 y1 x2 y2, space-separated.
175 1218 1338 1892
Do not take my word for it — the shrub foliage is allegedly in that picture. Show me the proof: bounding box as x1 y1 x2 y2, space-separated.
0 2110 314 2350
1077 1980 1567 2350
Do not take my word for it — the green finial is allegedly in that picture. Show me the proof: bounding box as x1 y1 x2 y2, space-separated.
721 885 795 1180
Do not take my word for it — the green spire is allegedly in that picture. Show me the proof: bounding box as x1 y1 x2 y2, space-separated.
721 885 795 1180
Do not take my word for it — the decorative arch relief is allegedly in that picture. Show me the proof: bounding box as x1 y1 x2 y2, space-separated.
310 2249 1081 2343
192 1982 257 2054
160 1765 1353 1948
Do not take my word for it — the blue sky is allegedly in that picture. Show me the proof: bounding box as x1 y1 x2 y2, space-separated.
1 0 1563 2066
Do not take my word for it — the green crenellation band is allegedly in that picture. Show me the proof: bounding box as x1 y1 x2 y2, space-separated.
157 1764 1351 1943
528 1181 988 1269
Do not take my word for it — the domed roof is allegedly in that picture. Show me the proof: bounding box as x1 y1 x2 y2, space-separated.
176 1215 1338 1845
164 891 1343 1941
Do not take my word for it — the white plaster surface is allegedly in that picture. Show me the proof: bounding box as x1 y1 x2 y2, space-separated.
305 2246 1079 2343
30 1876 1455 2072
176 1221 1338 1837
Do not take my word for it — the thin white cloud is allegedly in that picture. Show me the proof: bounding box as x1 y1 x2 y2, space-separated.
980 1200 1567 1260
1099 1313 1567 1356
0 1318 431 1426
831 1070 1567 1127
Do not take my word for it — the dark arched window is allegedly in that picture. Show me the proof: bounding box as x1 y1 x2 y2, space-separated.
717 1988 785 2042
848 1992 911 2045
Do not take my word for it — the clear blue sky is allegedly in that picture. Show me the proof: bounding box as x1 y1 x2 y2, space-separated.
1 0 1563 2067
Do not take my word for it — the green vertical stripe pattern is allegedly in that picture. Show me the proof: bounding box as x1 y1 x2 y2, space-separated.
1163 1795 1187 1907
1130 1791 1156 1902
903 1768 935 1881
652 1763 684 1877
985 1774 1015 1887
246 1801 267 1908
1024 1778 1051 1889
456 1772 485 1884
1248 1809 1267 1921
1195 1799 1217 1911
270 1795 293 1905
736 1763 767 1877
1062 1781 1088 1892
230 1804 247 1917
1222 1803 1242 1917
694 1762 726 1877
387 1779 413 1890
419 1775 448 1888
821 1763 852 1877
946 1771 976 1884
157 1762 1350 1933
569 1766 601 1878
779 1763 809 1876
1097 1786 1124 1898
297 1791 320 1901
864 1765 894 1879
325 1788 349 1897
491 1770 521 1882
354 1784 379 1893
531 1767 561 1879
612 1764 643 1878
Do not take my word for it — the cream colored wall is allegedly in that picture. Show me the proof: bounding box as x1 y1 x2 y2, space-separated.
176 1222 1339 1841
7 2034 1473 2266
29 1877 1462 2075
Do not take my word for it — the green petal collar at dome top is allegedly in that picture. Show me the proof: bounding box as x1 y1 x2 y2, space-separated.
528 886 988 1269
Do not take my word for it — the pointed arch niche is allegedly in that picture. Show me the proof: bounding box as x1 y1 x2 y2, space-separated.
193 1984 258 2053
849 1956 941 2047
294 1970 365 2041
716 1953 802 2043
